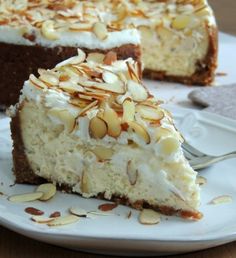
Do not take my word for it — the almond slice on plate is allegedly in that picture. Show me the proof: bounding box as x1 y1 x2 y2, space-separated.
89 116 108 139
47 215 79 227
36 183 57 201
209 195 233 205
128 121 150 144
139 209 161 225
196 176 207 186
31 216 55 224
8 192 43 203
122 98 135 122
127 80 148 102
69 207 88 217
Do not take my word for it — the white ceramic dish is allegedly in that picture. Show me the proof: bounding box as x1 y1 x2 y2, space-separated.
0 106 236 256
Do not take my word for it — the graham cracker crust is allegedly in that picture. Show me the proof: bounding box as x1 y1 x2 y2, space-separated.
0 43 141 107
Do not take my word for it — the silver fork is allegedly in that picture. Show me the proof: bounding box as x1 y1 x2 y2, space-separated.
182 141 236 170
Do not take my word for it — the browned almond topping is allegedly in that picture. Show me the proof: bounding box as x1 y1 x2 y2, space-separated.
89 116 108 139
103 51 117 65
25 207 44 216
127 210 132 219
49 211 61 218
98 203 118 212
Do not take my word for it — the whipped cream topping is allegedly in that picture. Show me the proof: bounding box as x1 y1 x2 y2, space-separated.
0 0 215 48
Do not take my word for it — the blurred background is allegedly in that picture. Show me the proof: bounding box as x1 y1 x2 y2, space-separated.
209 0 236 35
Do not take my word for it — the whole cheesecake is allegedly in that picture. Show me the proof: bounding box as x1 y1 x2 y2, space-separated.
9 49 202 220
0 0 217 107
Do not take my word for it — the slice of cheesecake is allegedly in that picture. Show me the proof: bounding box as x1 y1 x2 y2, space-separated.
10 49 202 220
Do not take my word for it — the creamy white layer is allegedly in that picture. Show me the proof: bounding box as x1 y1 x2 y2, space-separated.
0 26 140 49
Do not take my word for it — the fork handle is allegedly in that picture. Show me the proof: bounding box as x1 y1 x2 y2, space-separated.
190 152 236 170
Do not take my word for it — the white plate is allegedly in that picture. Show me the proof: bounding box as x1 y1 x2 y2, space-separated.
0 106 236 256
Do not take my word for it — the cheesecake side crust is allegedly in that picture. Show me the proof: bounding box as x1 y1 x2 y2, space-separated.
0 43 141 108
143 25 218 86
11 108 202 220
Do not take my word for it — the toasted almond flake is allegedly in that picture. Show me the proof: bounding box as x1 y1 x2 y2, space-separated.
196 176 207 186
78 100 98 117
8 192 43 203
29 74 47 89
88 211 115 216
101 105 122 138
93 22 108 40
139 209 161 225
56 49 86 68
103 51 117 65
41 20 59 40
31 216 55 224
102 71 118 84
98 203 118 212
69 22 92 31
127 160 138 185
39 73 59 86
136 105 164 121
209 195 233 205
69 207 87 217
59 82 83 94
122 98 135 122
127 210 132 219
127 80 148 102
47 215 79 227
128 121 150 144
89 116 108 139
81 171 89 194
86 52 105 63
47 109 76 133
92 146 113 161
36 183 56 201
49 211 61 218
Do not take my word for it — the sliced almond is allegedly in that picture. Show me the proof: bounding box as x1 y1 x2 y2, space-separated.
89 116 108 139
36 183 56 201
128 121 150 144
39 72 59 86
47 108 76 133
8 192 43 203
59 81 83 94
156 128 172 142
136 105 164 121
69 207 87 217
209 195 233 205
86 52 105 63
102 71 118 84
41 20 59 40
81 171 89 194
78 100 98 117
122 98 135 122
69 22 92 31
127 160 138 185
103 51 117 65
127 80 148 102
88 211 115 216
196 176 207 186
101 105 121 138
92 146 113 161
172 15 192 30
29 74 47 89
98 203 118 212
47 215 79 227
56 49 86 68
31 216 55 224
139 209 161 225
93 22 108 40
